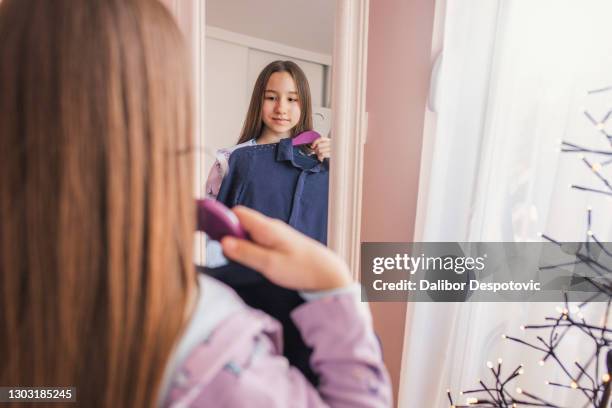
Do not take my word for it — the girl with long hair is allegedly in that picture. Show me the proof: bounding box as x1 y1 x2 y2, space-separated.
0 1 391 406
205 60 331 199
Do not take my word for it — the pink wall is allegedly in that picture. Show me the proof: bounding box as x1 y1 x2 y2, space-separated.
362 0 435 401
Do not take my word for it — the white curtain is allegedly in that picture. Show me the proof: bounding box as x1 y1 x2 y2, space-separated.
399 1 612 407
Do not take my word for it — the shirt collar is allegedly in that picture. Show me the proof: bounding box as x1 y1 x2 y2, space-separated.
275 137 324 173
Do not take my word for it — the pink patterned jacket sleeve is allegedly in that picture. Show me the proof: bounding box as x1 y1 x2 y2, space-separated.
204 140 256 199
204 154 228 199
165 291 392 407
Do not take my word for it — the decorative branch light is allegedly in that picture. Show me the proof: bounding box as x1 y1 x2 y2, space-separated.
448 87 612 408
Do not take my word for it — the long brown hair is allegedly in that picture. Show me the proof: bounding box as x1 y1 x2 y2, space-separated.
0 1 196 406
237 60 313 144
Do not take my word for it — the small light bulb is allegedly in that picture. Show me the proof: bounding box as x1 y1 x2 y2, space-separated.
587 230 594 236
487 361 493 369
518 368 525 375
501 334 507 339
516 387 523 394
570 381 578 389
520 325 526 331
604 374 611 383
466 397 478 405
539 360 545 366
497 358 503 364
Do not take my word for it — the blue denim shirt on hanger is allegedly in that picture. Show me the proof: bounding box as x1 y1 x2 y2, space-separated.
216 137 329 244
203 137 329 386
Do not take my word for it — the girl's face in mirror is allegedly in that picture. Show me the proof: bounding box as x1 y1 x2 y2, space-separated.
261 71 301 138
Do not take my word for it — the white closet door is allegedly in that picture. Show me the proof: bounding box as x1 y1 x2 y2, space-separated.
204 37 249 175
313 106 332 137
247 49 325 108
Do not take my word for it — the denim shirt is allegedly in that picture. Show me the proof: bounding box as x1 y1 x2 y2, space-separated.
216 137 329 244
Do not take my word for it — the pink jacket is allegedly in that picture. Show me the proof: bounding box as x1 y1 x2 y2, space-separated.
205 139 256 200
159 275 392 407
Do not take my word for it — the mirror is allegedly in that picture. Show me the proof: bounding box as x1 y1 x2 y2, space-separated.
201 0 336 262
198 0 343 385
193 0 369 274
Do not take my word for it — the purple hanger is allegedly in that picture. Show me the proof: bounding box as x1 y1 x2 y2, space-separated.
196 198 248 241
292 130 321 146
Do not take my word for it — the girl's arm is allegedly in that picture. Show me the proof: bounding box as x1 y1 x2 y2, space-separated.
204 156 227 199
204 146 236 200
168 207 391 407
217 207 392 407
166 289 391 408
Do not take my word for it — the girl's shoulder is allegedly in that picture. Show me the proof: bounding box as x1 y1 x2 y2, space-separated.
160 275 284 407
207 139 257 187
217 139 257 161
213 139 257 177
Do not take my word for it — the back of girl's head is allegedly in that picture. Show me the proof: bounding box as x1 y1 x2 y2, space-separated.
238 60 313 144
0 1 195 406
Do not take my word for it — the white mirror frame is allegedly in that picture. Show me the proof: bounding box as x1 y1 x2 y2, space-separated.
158 0 206 198
328 0 369 279
165 0 369 278
329 0 369 277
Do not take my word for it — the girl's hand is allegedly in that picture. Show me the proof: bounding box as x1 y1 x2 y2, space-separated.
221 206 351 291
311 136 331 161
